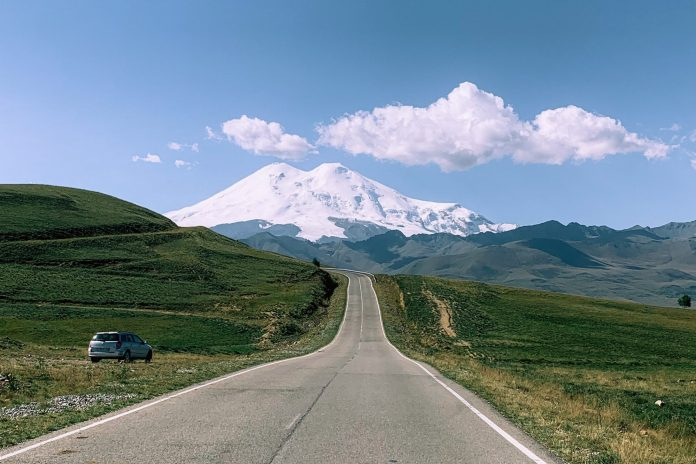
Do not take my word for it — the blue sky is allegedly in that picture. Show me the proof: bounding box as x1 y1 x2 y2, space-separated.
1 0 695 228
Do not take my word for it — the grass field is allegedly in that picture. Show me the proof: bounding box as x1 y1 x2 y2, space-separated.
0 274 346 448
0 185 346 448
375 275 696 464
0 184 174 241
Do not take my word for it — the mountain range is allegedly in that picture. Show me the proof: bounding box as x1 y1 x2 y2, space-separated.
166 162 515 242
165 162 696 307
241 219 696 307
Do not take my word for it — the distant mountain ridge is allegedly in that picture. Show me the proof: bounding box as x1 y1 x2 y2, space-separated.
242 219 696 307
166 162 515 241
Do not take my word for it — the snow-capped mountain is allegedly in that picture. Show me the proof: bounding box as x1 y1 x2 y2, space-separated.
165 162 516 241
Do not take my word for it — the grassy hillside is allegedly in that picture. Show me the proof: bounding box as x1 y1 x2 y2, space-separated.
0 185 343 448
375 275 696 464
0 184 175 241
0 227 335 328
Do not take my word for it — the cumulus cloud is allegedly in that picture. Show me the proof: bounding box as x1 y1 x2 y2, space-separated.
519 105 668 164
132 153 161 163
222 115 314 160
316 82 669 171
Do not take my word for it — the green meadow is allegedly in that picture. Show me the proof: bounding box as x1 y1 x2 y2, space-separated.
375 275 696 464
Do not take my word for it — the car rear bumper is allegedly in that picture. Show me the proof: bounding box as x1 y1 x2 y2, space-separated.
88 350 124 359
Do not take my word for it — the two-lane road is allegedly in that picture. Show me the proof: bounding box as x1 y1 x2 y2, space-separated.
1 271 557 463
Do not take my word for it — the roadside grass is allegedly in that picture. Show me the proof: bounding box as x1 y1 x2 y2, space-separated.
0 274 347 449
375 275 696 464
0 184 349 448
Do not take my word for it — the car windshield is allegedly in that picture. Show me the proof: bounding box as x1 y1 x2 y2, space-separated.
92 333 119 341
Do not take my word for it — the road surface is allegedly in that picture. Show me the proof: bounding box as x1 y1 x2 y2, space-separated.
1 271 557 463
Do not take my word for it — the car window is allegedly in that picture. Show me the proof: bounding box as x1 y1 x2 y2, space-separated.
121 334 132 342
92 333 118 341
132 335 143 344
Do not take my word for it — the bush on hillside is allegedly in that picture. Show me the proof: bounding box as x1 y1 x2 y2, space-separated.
678 294 691 308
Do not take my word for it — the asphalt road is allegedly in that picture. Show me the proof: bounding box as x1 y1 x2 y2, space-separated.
1 271 557 463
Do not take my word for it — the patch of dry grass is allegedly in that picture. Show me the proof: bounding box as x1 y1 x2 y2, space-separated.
0 275 347 449
375 275 696 464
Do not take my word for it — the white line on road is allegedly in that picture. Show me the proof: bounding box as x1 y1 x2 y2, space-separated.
0 276 355 462
363 274 550 464
358 277 364 350
285 413 303 430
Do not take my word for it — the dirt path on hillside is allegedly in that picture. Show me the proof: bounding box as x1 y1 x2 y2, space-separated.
423 289 457 337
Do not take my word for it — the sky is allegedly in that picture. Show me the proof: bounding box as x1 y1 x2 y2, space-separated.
1 0 695 229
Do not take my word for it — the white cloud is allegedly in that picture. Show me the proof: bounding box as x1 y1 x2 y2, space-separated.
691 159 696 171
222 115 314 160
206 125 222 141
174 159 194 169
519 105 669 164
168 141 199 152
660 123 682 132
316 82 669 171
132 153 161 163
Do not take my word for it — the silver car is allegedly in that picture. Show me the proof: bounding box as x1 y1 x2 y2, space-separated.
88 331 153 363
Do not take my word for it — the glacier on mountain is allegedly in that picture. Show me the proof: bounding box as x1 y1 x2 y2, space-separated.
165 162 516 241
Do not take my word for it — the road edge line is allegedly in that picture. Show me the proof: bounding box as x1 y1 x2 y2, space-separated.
359 272 550 464
0 273 353 461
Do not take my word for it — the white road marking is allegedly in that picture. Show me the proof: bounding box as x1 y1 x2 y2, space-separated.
1 271 550 464
362 274 550 464
0 275 354 462
285 413 303 430
357 277 364 350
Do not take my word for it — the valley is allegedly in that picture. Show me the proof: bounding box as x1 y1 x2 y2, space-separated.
5 4 693 463
163 163 696 307
2 183 694 463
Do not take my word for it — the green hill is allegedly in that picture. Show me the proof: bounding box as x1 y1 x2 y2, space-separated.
0 184 175 241
376 275 696 464
0 185 335 326
0 185 343 448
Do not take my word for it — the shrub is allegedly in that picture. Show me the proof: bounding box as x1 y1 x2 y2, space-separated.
678 294 691 308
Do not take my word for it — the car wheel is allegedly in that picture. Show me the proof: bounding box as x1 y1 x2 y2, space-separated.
90 357 101 363
145 351 152 363
122 350 132 363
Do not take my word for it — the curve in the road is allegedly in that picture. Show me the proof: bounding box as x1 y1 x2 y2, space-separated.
1 271 557 463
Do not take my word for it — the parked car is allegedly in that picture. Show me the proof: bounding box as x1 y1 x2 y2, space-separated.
88 331 153 363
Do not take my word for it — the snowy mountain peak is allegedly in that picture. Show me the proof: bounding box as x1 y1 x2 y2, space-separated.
166 163 516 241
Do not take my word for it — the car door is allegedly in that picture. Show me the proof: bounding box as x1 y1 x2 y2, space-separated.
131 334 147 358
123 334 136 357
